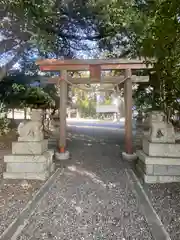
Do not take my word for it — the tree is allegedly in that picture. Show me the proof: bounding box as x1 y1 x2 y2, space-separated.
0 0 103 80
92 0 180 119
140 0 180 118
89 0 153 57
43 84 60 115
0 74 55 110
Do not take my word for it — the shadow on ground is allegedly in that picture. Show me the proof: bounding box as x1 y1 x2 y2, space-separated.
55 124 131 183
16 123 154 240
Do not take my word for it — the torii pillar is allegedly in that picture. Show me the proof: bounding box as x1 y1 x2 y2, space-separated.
55 70 70 160
122 69 137 161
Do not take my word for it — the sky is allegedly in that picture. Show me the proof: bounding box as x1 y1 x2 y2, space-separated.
0 40 99 72
0 20 100 75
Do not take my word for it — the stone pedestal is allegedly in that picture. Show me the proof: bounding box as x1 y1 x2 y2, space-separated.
122 152 137 161
3 109 55 181
136 111 180 183
55 151 70 161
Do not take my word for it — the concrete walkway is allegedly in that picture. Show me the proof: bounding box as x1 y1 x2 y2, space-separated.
11 122 169 240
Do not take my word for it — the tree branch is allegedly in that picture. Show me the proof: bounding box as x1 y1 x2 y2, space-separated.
0 42 29 81
43 27 101 41
0 38 19 54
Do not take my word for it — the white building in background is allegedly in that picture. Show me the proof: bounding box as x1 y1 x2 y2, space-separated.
96 104 118 113
96 91 125 121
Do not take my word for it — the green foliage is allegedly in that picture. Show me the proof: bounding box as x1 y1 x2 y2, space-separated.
140 0 180 117
0 74 55 110
0 104 11 135
77 97 96 118
43 84 59 110
133 84 161 112
94 0 180 117
0 72 60 134
102 97 111 105
0 117 11 135
90 0 152 56
1 0 101 56
3 0 180 119
23 86 54 109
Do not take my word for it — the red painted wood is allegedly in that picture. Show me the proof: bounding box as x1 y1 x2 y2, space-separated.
90 65 101 79
124 70 133 154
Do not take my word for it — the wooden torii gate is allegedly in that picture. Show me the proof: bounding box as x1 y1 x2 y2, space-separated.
36 59 151 159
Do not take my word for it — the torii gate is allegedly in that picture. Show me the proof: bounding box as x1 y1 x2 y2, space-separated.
36 59 151 160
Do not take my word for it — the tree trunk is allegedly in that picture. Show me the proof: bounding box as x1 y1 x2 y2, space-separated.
76 110 81 119
12 108 14 119
24 108 27 119
50 108 56 118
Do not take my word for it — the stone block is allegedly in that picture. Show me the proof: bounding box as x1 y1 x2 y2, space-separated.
145 174 180 184
143 138 180 157
18 136 44 142
6 162 47 173
137 159 154 174
168 165 180 175
122 152 137 161
3 171 49 181
4 150 54 163
4 150 54 173
137 150 180 165
137 150 180 176
55 151 70 161
153 165 168 175
3 153 55 181
147 122 175 144
12 140 48 155
153 165 180 176
144 111 176 143
136 164 180 183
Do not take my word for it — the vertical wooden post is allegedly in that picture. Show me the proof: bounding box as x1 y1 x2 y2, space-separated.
124 69 133 154
59 70 68 153
24 108 27 119
12 109 14 119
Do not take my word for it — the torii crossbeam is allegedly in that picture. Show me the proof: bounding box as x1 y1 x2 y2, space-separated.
36 58 152 160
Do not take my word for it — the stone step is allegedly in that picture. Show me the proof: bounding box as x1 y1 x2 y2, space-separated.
12 140 48 155
137 150 180 165
3 163 55 181
4 150 54 163
143 138 180 157
136 164 180 183
3 171 49 181
137 150 180 183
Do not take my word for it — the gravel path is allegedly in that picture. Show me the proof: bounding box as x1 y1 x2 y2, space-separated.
0 135 43 236
17 131 153 240
147 183 180 240
0 179 43 235
3 123 180 239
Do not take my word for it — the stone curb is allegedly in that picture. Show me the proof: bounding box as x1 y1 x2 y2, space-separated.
0 168 63 240
126 169 171 240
